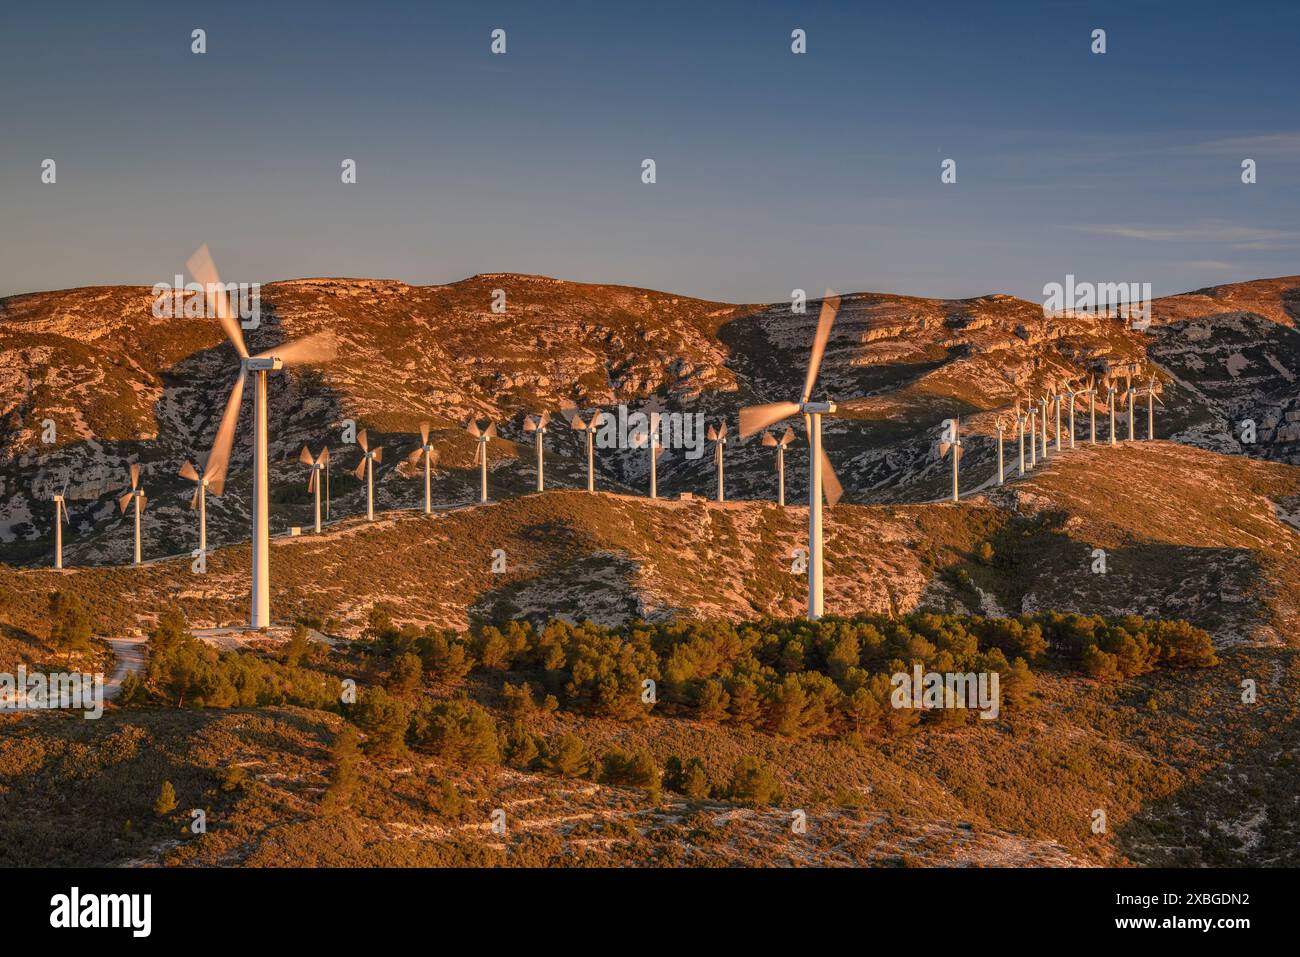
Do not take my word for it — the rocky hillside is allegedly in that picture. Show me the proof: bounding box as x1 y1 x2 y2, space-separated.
1 272 1298 567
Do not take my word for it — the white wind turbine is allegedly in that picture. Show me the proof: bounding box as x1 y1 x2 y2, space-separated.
1105 376 1119 446
1063 379 1080 449
707 420 728 501
939 418 963 503
738 290 845 620
354 430 383 520
560 400 600 493
406 422 438 512
51 476 70 570
522 412 551 492
299 445 329 532
1028 401 1038 468
465 419 496 502
1124 371 1137 442
1052 382 1063 452
118 463 146 566
1015 402 1027 476
1038 393 1050 460
190 244 337 630
178 459 210 554
1139 375 1164 439
630 413 664 499
995 416 1007 485
1085 375 1097 444
762 426 796 505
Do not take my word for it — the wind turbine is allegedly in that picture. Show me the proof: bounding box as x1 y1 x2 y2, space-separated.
707 421 728 501
762 427 796 505
561 401 600 493
939 418 962 503
1038 394 1050 460
995 416 1006 485
630 414 664 499
118 464 146 566
1105 376 1119 446
1028 402 1038 468
1015 402 1027 477
1064 380 1079 449
738 290 844 620
523 412 550 492
299 445 329 532
465 419 496 502
407 422 438 512
1139 375 1164 439
1085 375 1097 444
1053 382 1063 452
51 477 69 569
1125 371 1137 442
354 430 383 520
190 244 337 629
178 460 209 554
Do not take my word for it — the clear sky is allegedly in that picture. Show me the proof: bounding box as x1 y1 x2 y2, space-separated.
2 0 1297 303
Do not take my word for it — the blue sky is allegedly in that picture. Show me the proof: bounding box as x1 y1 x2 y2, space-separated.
2 0 1297 302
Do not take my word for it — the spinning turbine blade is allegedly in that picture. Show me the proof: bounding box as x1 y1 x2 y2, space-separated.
484 422 497 439
118 491 132 513
801 290 840 404
739 401 800 438
420 421 430 445
357 429 370 452
372 447 383 464
407 448 422 466
353 458 367 480
254 331 337 367
298 445 314 466
819 449 843 506
205 370 247 497
130 462 140 489
186 244 248 358
179 461 200 482
762 432 777 447
190 486 199 510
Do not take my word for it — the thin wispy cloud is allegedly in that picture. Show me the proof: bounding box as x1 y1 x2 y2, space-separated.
1066 222 1300 244
1192 133 1300 155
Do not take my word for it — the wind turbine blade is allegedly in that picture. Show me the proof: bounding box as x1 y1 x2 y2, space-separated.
357 429 370 452
474 442 483 465
308 472 317 494
186 244 248 358
428 449 440 466
372 447 383 464
524 416 537 433
255 331 337 367
719 420 728 440
570 416 587 432
138 494 147 514
558 397 579 424
820 449 843 506
781 426 795 446
484 422 497 439
118 491 132 513
130 462 140 489
539 411 551 429
204 370 246 497
707 424 718 442
179 461 200 482
190 486 199 510
801 290 841 404
465 420 481 439
739 401 800 438
318 446 330 464
420 421 430 445
407 448 422 466
353 458 366 480
762 432 777 447
299 445 315 466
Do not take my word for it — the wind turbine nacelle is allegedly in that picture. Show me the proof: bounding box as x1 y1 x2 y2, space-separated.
245 356 284 371
801 400 836 414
